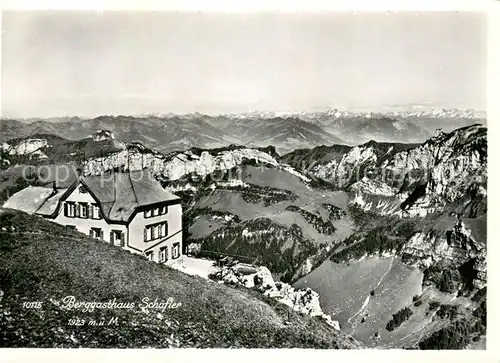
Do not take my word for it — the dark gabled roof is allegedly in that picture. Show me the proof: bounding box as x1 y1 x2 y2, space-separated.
79 170 181 222
3 170 181 224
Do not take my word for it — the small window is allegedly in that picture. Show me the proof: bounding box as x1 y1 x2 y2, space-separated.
90 227 102 240
161 205 167 215
144 210 152 218
159 247 168 263
145 251 154 261
90 204 101 219
64 202 76 218
152 225 159 240
79 186 87 194
153 208 159 217
160 223 167 238
79 203 89 219
110 230 123 246
144 226 152 242
172 243 180 259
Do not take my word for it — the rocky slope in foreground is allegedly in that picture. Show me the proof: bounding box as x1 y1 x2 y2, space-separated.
0 209 361 349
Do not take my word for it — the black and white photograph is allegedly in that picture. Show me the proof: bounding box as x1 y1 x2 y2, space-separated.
0 6 491 353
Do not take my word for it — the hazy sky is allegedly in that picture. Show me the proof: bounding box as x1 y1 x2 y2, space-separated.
1 11 487 118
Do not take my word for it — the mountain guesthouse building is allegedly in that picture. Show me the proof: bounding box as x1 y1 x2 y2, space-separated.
3 170 183 264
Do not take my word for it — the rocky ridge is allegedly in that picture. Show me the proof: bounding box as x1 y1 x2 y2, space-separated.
211 265 341 330
283 124 486 219
83 144 310 183
282 124 487 296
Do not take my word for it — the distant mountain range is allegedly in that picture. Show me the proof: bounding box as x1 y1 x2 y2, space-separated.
1 108 486 155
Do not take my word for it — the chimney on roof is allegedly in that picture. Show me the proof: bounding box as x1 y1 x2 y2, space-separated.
113 169 117 201
49 180 58 198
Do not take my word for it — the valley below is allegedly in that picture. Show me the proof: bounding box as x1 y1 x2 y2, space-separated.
295 257 424 347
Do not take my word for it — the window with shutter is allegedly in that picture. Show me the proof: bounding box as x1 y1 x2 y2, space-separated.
80 203 88 219
144 226 152 242
90 204 99 219
145 222 169 242
159 247 168 263
75 203 80 218
111 230 123 246
172 243 180 259
90 227 102 240
65 202 75 217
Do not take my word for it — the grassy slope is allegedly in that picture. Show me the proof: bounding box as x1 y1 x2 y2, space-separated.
293 203 486 348
0 209 362 349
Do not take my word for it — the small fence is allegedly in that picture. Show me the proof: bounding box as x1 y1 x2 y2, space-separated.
197 249 259 266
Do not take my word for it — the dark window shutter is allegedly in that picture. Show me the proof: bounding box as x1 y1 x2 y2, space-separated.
144 227 147 242
89 204 94 219
110 231 114 244
75 204 80 218
64 203 68 217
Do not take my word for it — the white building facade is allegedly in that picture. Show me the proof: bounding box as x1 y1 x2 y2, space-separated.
3 170 183 264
